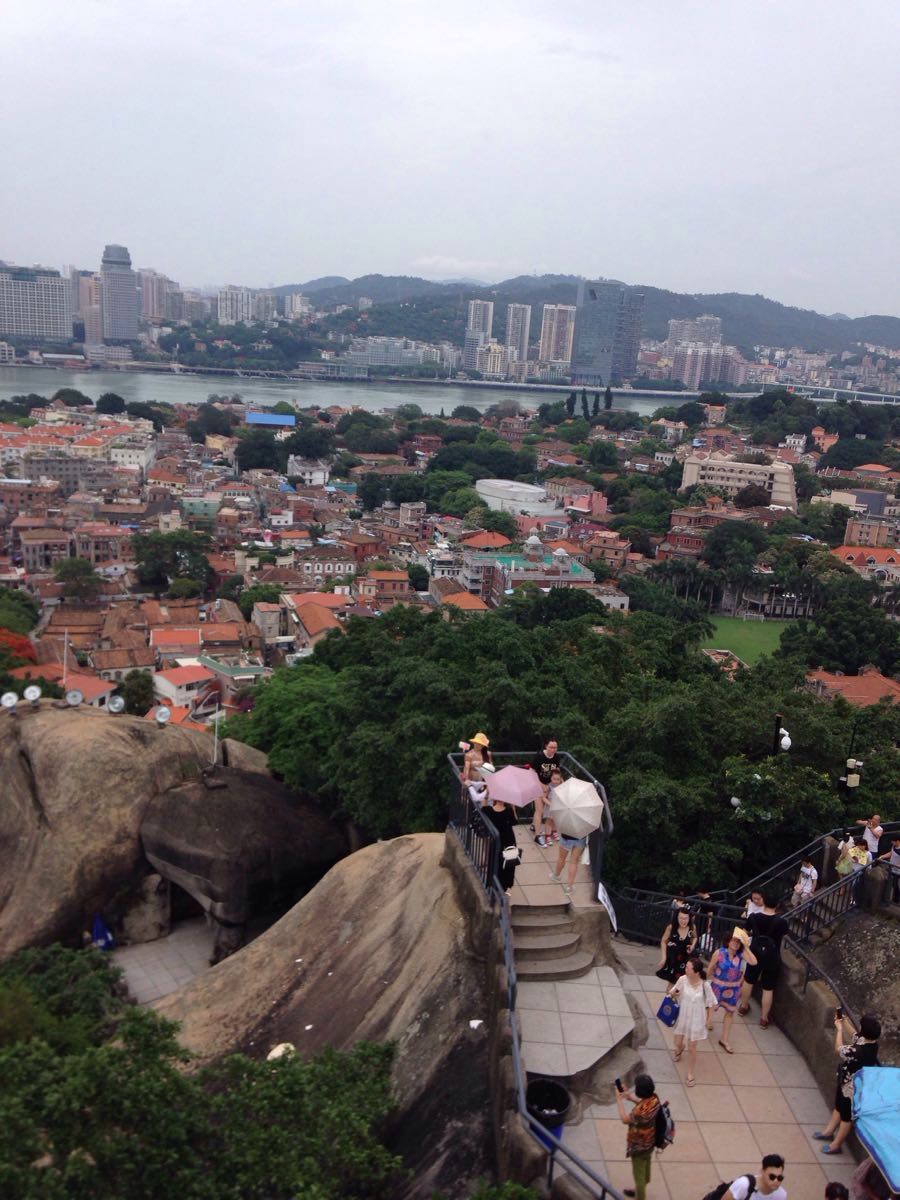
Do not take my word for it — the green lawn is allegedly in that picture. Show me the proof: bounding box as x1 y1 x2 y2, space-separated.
700 617 790 665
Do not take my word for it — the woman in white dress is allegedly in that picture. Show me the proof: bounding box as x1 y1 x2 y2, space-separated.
667 956 717 1087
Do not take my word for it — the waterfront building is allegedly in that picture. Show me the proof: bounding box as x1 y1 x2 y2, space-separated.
217 286 253 325
0 341 15 363
538 304 577 365
570 281 643 385
100 245 139 341
504 303 531 364
464 299 493 371
253 291 277 323
138 269 170 321
0 264 72 339
475 339 511 380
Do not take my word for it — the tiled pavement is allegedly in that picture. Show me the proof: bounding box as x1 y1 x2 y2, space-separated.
112 916 214 1004
509 822 596 909
556 941 858 1200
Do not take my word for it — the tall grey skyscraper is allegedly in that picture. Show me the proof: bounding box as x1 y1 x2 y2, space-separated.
570 281 644 385
504 303 531 363
464 298 494 371
100 245 139 340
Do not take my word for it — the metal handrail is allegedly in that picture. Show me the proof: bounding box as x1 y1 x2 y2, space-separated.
448 755 623 1199
782 933 859 1025
736 820 900 904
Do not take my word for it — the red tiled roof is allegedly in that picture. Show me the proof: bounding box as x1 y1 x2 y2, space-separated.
459 531 512 549
150 627 203 647
156 665 216 686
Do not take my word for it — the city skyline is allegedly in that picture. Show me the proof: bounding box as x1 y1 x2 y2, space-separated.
2 3 898 316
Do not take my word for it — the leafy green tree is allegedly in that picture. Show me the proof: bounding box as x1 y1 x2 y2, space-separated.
185 402 237 443
396 403 424 420
588 440 619 470
452 405 482 422
0 587 40 634
604 385 613 410
407 563 429 591
52 387 91 407
388 475 426 504
566 391 576 417
237 583 283 620
132 531 212 588
441 487 483 517
281 423 335 460
733 483 774 508
780 595 899 675
167 578 203 600
592 392 601 417
216 574 245 602
235 427 281 471
95 392 126 415
357 475 389 512
120 669 155 715
674 400 707 427
701 520 770 570
54 557 101 602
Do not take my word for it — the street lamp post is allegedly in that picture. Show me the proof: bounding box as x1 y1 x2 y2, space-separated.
772 713 792 755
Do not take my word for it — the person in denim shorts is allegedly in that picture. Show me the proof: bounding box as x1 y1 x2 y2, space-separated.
548 766 588 893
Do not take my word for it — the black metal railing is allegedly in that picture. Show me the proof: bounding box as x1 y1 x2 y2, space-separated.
782 933 859 1025
447 752 623 1200
735 820 900 907
447 749 613 894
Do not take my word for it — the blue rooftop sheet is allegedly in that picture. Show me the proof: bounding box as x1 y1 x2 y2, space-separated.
245 411 296 427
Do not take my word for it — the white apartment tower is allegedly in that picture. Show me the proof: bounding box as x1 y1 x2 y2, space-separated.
0 265 72 339
504 303 531 363
217 286 253 325
539 304 577 364
464 298 494 371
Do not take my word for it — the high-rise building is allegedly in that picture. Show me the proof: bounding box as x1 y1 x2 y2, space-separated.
100 245 139 341
504 303 531 363
217 286 253 325
570 281 643 386
538 304 577 364
466 299 493 337
667 314 722 346
464 299 493 370
476 339 511 380
284 292 311 320
253 291 277 322
0 264 72 339
138 269 172 321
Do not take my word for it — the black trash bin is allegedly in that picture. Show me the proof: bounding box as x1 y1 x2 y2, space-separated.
525 1077 571 1151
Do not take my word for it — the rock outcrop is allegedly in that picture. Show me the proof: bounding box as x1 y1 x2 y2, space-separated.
155 834 493 1199
0 704 346 960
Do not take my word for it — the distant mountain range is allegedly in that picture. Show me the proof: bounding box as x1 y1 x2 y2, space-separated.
271 273 900 354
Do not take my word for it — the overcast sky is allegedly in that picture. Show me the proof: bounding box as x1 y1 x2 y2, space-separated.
3 1 898 315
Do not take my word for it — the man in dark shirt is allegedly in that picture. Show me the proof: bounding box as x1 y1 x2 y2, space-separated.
739 889 789 1028
531 737 560 848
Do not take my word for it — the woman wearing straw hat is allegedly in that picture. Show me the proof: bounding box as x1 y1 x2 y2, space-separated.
463 732 492 782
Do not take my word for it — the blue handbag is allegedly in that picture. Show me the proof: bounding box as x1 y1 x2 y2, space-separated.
656 994 680 1027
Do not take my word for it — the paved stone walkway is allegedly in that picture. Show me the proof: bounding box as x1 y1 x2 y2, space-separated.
509 823 596 909
557 941 857 1200
112 917 213 1004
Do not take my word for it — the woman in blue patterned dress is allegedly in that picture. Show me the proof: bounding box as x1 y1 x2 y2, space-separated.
707 929 756 1053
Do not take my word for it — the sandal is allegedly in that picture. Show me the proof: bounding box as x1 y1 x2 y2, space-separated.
759 1018 770 1029
738 1004 750 1016
718 1040 734 1054
672 1049 683 1063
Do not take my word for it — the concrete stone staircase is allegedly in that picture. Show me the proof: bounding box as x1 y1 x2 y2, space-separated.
512 901 639 1087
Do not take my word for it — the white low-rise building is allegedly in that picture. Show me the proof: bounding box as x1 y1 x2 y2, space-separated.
474 478 558 516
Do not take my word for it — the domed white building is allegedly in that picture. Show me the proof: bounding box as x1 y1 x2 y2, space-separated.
474 478 558 516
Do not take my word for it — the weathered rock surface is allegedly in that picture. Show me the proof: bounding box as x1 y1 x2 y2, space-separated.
142 770 347 960
155 834 493 1199
0 704 345 960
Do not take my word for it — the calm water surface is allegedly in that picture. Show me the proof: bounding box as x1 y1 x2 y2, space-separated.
0 365 670 418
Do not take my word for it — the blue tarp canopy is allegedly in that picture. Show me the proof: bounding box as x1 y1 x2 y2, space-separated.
853 1066 900 1193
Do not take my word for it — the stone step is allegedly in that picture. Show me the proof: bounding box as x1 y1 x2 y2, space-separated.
512 901 570 918
511 911 577 934
516 950 594 982
513 931 582 961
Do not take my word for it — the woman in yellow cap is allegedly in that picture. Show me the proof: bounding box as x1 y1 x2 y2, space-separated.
463 732 492 782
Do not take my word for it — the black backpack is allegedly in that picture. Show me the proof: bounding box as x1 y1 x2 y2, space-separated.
702 1174 756 1200
654 1099 675 1150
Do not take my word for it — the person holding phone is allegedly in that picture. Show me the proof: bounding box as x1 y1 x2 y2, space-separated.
814 1011 881 1155
614 1073 660 1200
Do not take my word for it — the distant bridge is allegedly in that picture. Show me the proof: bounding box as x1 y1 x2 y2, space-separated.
767 382 900 407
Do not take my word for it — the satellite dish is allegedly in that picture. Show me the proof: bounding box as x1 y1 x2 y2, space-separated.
23 685 42 704
1 692 18 710
108 695 126 714
155 706 172 726
66 689 84 707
